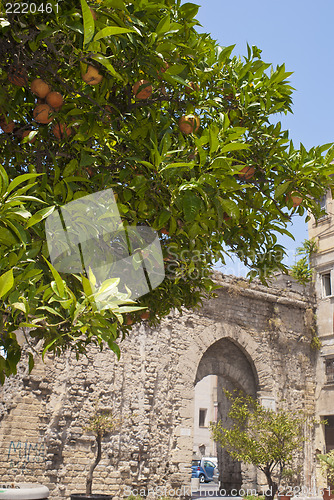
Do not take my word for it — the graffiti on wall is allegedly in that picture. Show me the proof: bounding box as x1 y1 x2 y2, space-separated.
7 441 45 473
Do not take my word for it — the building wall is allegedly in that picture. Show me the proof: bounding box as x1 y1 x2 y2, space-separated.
308 191 334 462
0 273 320 499
193 375 217 458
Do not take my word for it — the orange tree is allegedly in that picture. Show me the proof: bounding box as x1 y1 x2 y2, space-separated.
211 391 312 500
0 0 333 381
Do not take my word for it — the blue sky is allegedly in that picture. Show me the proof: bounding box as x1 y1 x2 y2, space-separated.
195 0 334 275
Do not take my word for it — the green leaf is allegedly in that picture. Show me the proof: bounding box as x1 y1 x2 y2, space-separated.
104 0 126 8
165 64 187 76
94 26 134 41
42 338 59 360
218 44 235 66
0 269 14 299
91 54 123 81
209 125 219 155
43 258 66 298
0 227 18 246
63 159 78 178
182 191 201 222
157 210 171 228
35 27 60 43
80 150 95 167
318 454 334 468
160 162 194 172
82 275 94 297
11 302 26 313
11 195 46 203
118 305 145 313
26 206 55 228
37 305 64 318
179 2 199 19
28 353 34 374
108 340 121 359
6 173 43 195
275 181 292 199
80 0 95 46
88 267 97 287
164 73 188 87
0 165 9 196
220 199 240 219
220 143 250 153
155 14 170 36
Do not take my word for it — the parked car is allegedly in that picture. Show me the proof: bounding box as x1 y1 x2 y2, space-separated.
202 456 218 467
191 458 218 483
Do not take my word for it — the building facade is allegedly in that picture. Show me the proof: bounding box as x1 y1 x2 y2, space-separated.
193 375 218 459
308 191 334 460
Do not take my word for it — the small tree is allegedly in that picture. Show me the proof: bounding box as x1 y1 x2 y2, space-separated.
84 407 122 496
290 239 318 285
210 390 311 500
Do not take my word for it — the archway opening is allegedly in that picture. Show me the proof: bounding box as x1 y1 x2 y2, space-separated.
193 337 258 493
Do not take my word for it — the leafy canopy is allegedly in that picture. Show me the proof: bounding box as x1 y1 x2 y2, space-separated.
210 391 312 498
0 0 333 381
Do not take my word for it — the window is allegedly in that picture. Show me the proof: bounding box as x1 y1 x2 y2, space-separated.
326 358 334 384
317 193 329 220
203 460 215 469
323 415 334 452
320 194 327 212
322 273 332 297
199 408 207 427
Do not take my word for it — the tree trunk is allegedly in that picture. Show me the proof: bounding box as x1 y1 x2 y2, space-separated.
86 434 102 496
263 469 277 500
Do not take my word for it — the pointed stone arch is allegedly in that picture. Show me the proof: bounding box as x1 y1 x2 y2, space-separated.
176 317 273 395
173 314 276 492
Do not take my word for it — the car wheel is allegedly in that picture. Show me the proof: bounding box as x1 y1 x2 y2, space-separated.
199 474 206 483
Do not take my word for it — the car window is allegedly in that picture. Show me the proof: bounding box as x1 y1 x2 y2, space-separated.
192 460 200 466
204 461 215 468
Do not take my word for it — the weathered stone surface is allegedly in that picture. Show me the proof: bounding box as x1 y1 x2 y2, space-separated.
0 273 319 498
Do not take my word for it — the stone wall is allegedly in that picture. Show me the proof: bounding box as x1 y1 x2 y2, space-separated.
0 273 319 499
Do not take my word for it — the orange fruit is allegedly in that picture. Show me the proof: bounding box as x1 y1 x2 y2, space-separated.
286 193 303 208
178 115 200 134
0 116 15 133
125 315 133 325
140 311 150 320
81 65 103 85
132 80 153 100
30 78 51 99
52 123 71 140
46 91 63 111
21 130 36 143
33 104 53 124
8 66 28 87
238 166 255 180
